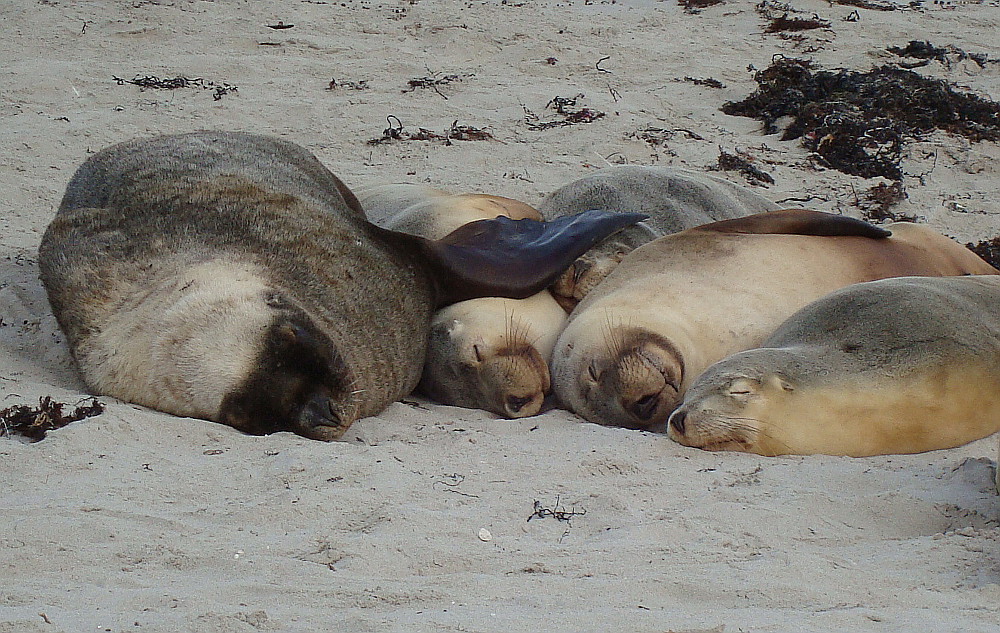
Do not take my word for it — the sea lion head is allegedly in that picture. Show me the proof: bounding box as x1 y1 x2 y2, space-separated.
217 294 360 441
550 223 659 312
557 325 684 431
420 303 551 418
667 349 799 454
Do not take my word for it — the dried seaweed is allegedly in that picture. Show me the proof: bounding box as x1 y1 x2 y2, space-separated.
716 148 775 185
887 40 990 69
367 116 495 145
684 76 726 89
630 126 706 145
401 72 471 99
0 396 105 442
858 181 914 222
446 121 496 141
832 0 896 10
326 78 369 91
966 237 1000 271
524 95 606 131
721 58 1000 179
679 0 724 11
527 499 587 523
113 74 238 100
765 13 830 32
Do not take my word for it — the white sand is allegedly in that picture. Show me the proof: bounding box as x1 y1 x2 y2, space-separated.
2 1 998 631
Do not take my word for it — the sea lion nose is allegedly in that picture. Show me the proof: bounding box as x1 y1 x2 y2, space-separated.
669 409 687 435
630 393 660 421
294 393 345 441
506 394 534 415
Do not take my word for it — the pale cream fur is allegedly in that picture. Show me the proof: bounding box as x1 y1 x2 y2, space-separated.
425 290 567 417
78 260 274 421
434 290 566 365
675 366 1000 457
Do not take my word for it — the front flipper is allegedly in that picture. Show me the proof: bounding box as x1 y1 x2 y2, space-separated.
391 210 647 306
696 209 892 239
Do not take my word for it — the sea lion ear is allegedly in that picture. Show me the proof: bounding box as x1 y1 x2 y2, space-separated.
405 210 648 306
695 209 892 239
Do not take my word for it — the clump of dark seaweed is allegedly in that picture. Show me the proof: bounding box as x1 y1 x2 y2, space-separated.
966 237 1000 271
368 116 495 146
113 75 238 100
831 0 895 10
888 40 990 69
716 147 775 185
1 396 105 442
858 181 914 223
722 57 1000 180
679 0 724 12
523 95 606 131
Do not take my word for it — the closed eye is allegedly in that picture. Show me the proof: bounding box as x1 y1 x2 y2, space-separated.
588 362 600 382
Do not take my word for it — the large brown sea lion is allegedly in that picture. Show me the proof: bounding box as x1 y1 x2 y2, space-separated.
550 210 998 432
668 275 1000 456
38 132 643 440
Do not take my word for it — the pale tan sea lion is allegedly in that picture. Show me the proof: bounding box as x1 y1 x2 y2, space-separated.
356 183 567 418
539 165 780 311
668 275 1000 456
550 210 998 431
420 291 567 417
38 132 645 440
357 183 542 236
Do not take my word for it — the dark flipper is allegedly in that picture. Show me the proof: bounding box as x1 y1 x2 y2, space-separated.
695 209 892 239
384 210 648 307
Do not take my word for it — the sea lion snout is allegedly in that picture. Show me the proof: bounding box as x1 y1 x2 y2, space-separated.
218 313 359 441
611 338 683 430
485 343 550 418
504 393 541 417
289 393 349 441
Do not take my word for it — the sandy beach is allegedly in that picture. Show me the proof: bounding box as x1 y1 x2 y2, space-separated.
2 1 999 631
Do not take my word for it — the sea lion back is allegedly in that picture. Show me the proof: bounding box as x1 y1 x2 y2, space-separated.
540 165 779 309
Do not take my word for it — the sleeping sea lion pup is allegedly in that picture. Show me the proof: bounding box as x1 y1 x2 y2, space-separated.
668 275 1000 456
421 291 567 417
551 210 999 432
38 132 644 440
355 182 566 418
539 165 780 310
